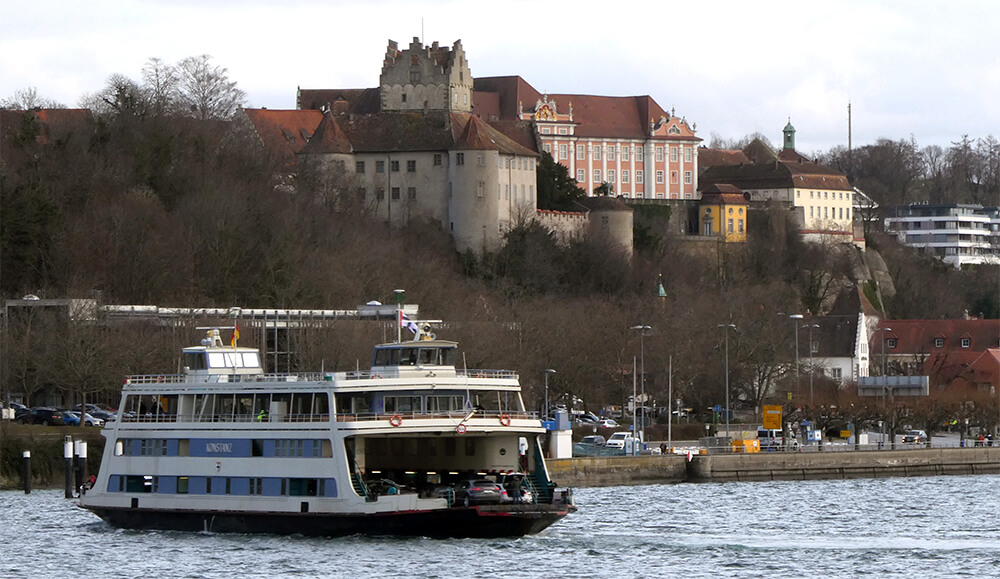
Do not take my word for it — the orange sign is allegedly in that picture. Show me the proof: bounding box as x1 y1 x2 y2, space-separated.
763 405 782 430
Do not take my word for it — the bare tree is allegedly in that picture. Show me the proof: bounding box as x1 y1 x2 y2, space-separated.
1 86 65 110
142 57 180 117
176 55 246 121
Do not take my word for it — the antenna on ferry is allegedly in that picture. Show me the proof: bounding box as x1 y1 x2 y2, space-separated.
394 289 405 344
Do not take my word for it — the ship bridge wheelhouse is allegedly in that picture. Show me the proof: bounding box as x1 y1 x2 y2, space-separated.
370 341 459 376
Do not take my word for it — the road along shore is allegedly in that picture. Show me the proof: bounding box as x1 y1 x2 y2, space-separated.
547 447 1000 487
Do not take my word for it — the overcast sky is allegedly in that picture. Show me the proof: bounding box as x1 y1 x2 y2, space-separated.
2 0 998 155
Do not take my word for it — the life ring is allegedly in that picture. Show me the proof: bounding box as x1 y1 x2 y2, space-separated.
499 414 511 427
389 415 402 427
372 374 382 379
456 423 467 434
157 376 165 383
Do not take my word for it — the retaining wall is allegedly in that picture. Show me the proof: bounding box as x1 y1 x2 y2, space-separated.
548 448 1000 487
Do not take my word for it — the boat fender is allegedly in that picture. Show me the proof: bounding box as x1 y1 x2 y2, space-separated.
499 414 511 427
456 423 467 434
389 415 402 427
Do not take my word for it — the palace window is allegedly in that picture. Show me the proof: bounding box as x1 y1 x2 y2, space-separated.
685 147 692 162
656 147 663 162
593 145 601 161
593 169 601 182
622 170 630 183
684 171 692 184
608 170 616 183
608 146 616 161
636 145 643 159
670 147 678 162
543 143 551 154
577 169 585 182
577 145 586 160
622 147 630 161
559 144 568 160
656 170 664 184
636 170 644 184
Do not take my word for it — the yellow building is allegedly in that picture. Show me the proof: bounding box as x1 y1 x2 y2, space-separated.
698 184 748 242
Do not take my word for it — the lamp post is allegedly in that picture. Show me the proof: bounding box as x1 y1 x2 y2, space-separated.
805 323 819 405
788 314 804 401
878 326 893 448
631 325 651 443
543 369 556 420
717 323 736 438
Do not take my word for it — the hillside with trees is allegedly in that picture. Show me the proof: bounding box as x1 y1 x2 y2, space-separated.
3 63 1000 430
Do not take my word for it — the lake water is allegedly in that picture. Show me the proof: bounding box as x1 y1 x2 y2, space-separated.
3 475 999 578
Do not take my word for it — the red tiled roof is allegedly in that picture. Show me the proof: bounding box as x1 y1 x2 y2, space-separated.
698 148 751 171
300 113 352 155
297 88 380 114
874 319 1000 355
242 109 324 168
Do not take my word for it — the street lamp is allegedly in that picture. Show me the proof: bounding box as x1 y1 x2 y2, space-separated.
788 314 804 401
717 323 736 438
631 325 651 443
804 323 819 405
878 326 893 447
543 369 556 420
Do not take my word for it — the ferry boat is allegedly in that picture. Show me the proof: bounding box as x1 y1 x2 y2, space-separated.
80 323 575 538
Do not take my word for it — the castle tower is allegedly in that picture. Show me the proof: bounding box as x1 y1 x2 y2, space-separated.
783 118 796 150
380 38 473 114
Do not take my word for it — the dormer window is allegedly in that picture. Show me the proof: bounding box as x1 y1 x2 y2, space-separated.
887 338 898 349
934 337 944 348
961 337 971 348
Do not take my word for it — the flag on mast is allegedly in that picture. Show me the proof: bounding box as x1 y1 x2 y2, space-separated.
231 324 240 348
399 311 419 336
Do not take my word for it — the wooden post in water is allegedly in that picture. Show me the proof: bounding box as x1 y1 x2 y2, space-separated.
22 450 31 494
63 435 74 499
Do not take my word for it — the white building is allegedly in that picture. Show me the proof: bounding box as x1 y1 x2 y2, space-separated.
883 203 998 268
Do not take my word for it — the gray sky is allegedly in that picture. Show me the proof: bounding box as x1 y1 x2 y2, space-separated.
3 0 998 156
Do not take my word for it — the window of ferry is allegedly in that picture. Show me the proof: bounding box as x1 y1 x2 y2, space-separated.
183 352 207 371
385 396 422 414
426 395 464 413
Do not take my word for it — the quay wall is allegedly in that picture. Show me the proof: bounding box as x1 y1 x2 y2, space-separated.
548 448 1000 487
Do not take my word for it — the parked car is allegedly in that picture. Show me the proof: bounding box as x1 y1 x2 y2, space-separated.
5 401 28 421
605 431 635 450
757 428 799 450
65 411 105 427
574 412 600 425
597 419 619 429
71 404 115 422
580 435 606 446
497 472 533 504
902 430 928 444
19 407 65 426
454 479 507 506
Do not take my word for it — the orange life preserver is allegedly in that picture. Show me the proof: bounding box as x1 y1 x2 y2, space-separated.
499 414 511 427
456 423 467 434
389 415 402 427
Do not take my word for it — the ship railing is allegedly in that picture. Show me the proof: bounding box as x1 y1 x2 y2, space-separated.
124 372 329 385
119 412 332 424
334 410 536 423
456 369 519 379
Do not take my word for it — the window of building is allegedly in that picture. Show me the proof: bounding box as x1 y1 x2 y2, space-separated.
636 145 644 159
962 337 971 348
934 337 944 348
670 170 677 184
410 70 420 83
559 144 568 160
433 153 442 166
456 152 464 165
824 207 828 219
670 147 678 162
593 145 601 161
376 188 385 200
356 161 365 173
685 147 692 162
636 170 644 184
576 145 585 160
608 146 616 161
406 160 416 173
608 170 616 183
810 207 814 218
830 368 843 380
887 338 898 349
593 169 601 182
558 127 568 135
391 187 400 200
477 182 485 198
390 160 399 172
577 169 585 182
622 147 630 161
622 170 630 183
376 160 385 173
407 187 416 200
738 219 744 234
684 171 692 184
478 153 486 166
543 143 551 154
655 146 663 162
541 127 551 134
728 219 734 233
656 170 664 184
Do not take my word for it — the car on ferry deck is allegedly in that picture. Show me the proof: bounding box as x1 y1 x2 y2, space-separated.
454 479 507 506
